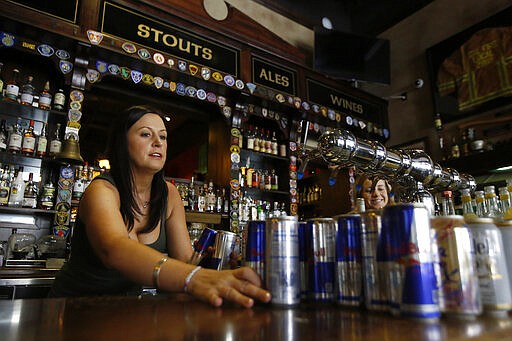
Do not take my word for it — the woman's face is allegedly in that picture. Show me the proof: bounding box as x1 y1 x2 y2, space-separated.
127 113 167 174
362 179 389 209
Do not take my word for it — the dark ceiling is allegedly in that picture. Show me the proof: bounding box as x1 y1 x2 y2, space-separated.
253 0 434 36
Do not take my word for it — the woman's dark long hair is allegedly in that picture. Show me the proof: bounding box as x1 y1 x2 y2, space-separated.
106 105 169 233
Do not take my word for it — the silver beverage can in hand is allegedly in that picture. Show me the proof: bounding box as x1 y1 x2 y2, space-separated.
360 209 388 311
210 230 239 270
265 215 300 306
308 217 336 302
467 217 512 315
189 227 217 265
430 215 481 317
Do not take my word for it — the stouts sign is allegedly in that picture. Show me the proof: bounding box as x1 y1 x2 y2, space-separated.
251 57 297 95
101 2 239 76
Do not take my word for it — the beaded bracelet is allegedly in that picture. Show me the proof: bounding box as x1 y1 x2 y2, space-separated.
152 256 169 289
184 266 202 293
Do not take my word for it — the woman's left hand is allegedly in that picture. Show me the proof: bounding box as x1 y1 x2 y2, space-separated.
185 266 271 308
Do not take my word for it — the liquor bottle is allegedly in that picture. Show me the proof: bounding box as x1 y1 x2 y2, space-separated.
8 167 25 208
21 119 36 156
38 173 56 210
246 125 254 150
216 187 223 213
265 129 272 154
22 172 38 208
197 184 206 212
38 81 52 110
4 68 20 102
434 112 443 131
253 126 260 152
36 122 48 157
450 136 460 159
188 176 196 211
7 118 23 154
53 88 66 111
206 181 216 213
48 123 62 157
441 190 455 215
271 131 278 155
259 127 266 153
264 170 271 190
0 62 4 100
271 169 278 190
0 119 7 152
0 165 11 206
20 75 35 106
71 165 84 205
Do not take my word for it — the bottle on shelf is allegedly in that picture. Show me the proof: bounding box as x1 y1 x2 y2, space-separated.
4 68 20 102
259 127 266 153
253 126 260 152
53 88 66 111
483 185 501 219
8 166 25 208
48 123 62 157
20 75 35 106
36 122 48 157
474 190 486 217
22 172 38 208
7 117 23 154
434 112 443 132
0 165 11 206
38 172 56 210
498 186 511 217
21 119 36 156
264 129 271 154
441 190 456 215
0 62 4 100
246 125 254 150
71 165 84 205
187 176 196 211
271 131 278 155
38 81 53 110
0 119 8 152
460 188 477 220
216 187 223 213
197 184 206 212
450 136 460 159
206 181 216 213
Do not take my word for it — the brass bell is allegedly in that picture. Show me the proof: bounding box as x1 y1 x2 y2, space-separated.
56 135 84 164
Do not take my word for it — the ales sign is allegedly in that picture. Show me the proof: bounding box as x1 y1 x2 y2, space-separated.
252 57 297 95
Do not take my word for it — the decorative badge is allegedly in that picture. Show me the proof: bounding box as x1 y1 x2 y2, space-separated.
312 104 320 113
86 69 100 83
185 86 197 97
335 112 341 122
352 118 358 127
262 107 268 117
37 44 54 57
131 70 143 84
223 106 231 119
70 90 84 102
328 109 335 121
87 30 103 45
60 166 74 179
217 96 226 106
320 107 327 117
57 189 72 202
108 64 120 75
224 75 235 87
293 97 301 109
59 61 73 74
153 53 165 65
178 60 187 72
154 77 163 89
1 32 15 47
302 101 310 111
68 109 82 122
212 72 223 82
189 64 198 76
230 179 240 190
122 42 136 54
70 101 81 111
56 49 70 60
346 116 353 126
167 58 175 68
142 74 154 85
359 120 366 130
246 82 257 94
201 67 211 80
176 83 185 96
53 225 70 238
196 89 207 100
120 67 131 79
169 81 177 92
230 152 240 164
96 60 109 74
383 128 389 139
206 92 217 103
275 93 285 103
137 48 151 60
235 79 244 90
163 81 169 89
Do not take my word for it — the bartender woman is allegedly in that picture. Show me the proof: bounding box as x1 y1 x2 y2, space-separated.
49 105 270 308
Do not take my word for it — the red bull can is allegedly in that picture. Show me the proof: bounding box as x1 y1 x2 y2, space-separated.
360 209 388 311
265 216 300 305
307 217 336 302
244 220 266 281
430 215 482 317
189 227 217 265
210 230 239 270
298 221 309 300
467 217 512 315
380 203 441 319
334 214 362 307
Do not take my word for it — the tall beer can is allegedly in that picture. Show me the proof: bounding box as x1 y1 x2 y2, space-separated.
265 216 300 305
430 215 482 317
307 217 336 302
360 209 388 311
334 214 362 306
244 220 266 281
380 203 441 319
298 221 309 299
467 217 512 314
496 220 512 297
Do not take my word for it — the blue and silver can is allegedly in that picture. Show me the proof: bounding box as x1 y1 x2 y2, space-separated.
430 215 481 317
380 203 441 319
190 227 217 265
307 217 336 302
210 230 239 270
360 209 388 311
265 216 300 305
298 221 309 300
334 214 362 306
467 217 512 315
244 220 266 281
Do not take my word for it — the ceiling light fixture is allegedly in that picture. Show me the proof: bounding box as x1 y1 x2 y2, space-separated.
322 17 333 30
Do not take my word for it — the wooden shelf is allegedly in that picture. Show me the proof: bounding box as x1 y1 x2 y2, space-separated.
185 212 223 224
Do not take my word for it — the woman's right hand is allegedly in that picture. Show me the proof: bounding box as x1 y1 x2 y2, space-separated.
185 266 271 308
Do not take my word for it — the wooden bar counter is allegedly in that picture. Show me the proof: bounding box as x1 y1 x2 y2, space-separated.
1 294 511 340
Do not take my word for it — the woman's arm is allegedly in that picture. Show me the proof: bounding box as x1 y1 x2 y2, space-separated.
164 181 193 262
